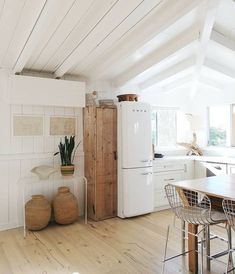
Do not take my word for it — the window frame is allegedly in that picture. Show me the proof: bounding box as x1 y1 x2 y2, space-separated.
151 106 178 149
207 104 233 147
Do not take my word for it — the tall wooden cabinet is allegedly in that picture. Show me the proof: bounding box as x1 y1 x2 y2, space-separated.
83 106 117 221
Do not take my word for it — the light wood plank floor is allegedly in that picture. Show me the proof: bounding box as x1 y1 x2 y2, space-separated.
0 210 232 274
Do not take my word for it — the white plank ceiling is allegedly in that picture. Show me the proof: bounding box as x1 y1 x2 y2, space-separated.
0 0 234 93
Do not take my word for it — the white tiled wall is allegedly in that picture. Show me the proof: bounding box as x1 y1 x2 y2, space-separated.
0 104 84 231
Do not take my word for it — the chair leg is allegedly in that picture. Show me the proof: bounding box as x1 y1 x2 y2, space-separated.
182 220 186 255
226 250 232 274
227 225 234 274
206 225 211 271
200 233 204 274
162 225 170 274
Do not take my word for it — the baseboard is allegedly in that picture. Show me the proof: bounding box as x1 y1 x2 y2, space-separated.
0 222 20 231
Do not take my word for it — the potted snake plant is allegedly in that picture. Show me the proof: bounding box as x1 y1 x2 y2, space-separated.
54 136 81 176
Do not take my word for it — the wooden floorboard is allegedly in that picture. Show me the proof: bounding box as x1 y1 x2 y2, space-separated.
0 210 232 274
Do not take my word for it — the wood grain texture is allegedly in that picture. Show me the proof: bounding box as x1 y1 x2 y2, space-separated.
84 106 117 221
188 224 198 274
171 174 235 200
0 210 229 274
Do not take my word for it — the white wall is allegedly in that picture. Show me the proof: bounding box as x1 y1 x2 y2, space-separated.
0 69 85 231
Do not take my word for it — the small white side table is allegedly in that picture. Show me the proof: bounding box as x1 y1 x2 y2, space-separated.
18 174 87 238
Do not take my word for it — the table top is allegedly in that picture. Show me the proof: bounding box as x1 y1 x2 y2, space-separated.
171 174 235 200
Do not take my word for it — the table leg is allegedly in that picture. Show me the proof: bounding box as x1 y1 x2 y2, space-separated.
83 177 88 224
188 224 198 274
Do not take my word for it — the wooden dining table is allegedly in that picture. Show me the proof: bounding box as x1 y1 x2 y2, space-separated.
171 174 235 274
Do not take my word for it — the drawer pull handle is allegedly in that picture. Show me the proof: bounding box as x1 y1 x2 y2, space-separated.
164 178 174 181
214 166 222 170
141 160 150 162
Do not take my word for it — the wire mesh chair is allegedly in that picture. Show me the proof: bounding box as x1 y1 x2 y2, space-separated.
162 184 229 274
222 199 235 274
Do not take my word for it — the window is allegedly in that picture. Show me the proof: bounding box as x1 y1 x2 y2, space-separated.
208 105 230 146
151 108 177 148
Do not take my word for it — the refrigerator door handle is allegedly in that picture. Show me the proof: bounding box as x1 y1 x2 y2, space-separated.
142 172 153 175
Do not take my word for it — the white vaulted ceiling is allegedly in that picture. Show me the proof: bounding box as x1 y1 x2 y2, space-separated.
0 0 234 94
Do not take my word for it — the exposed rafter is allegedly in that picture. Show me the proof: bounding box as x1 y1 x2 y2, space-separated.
191 0 220 94
83 0 200 79
139 57 195 90
162 75 193 93
204 58 235 79
199 75 224 90
211 29 235 52
113 25 199 87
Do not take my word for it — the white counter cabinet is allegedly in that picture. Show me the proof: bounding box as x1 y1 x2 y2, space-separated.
194 161 207 178
153 156 235 211
227 164 235 174
153 159 194 211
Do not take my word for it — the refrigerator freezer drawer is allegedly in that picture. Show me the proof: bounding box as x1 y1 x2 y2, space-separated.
121 167 154 217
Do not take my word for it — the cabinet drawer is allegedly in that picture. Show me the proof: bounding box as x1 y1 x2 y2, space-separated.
154 190 169 208
153 163 185 173
153 172 183 191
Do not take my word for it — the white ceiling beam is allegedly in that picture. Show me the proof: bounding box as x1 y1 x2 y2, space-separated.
113 26 199 87
211 29 235 52
191 0 220 93
162 75 193 93
199 76 224 90
54 0 202 78
204 58 235 79
13 0 57 73
139 57 195 90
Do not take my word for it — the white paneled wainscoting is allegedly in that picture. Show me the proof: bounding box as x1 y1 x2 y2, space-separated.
0 104 84 231
0 153 84 231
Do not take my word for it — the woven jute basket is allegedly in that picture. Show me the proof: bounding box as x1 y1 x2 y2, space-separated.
25 195 51 231
53 186 78 225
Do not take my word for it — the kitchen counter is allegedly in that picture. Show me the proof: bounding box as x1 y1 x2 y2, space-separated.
153 155 235 164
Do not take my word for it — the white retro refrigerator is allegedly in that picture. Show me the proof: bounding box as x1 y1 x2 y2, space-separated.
117 101 154 218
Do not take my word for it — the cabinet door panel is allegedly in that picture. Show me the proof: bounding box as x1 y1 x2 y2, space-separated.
154 190 169 208
153 172 184 191
227 165 235 174
95 175 117 220
96 108 117 177
84 107 117 221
